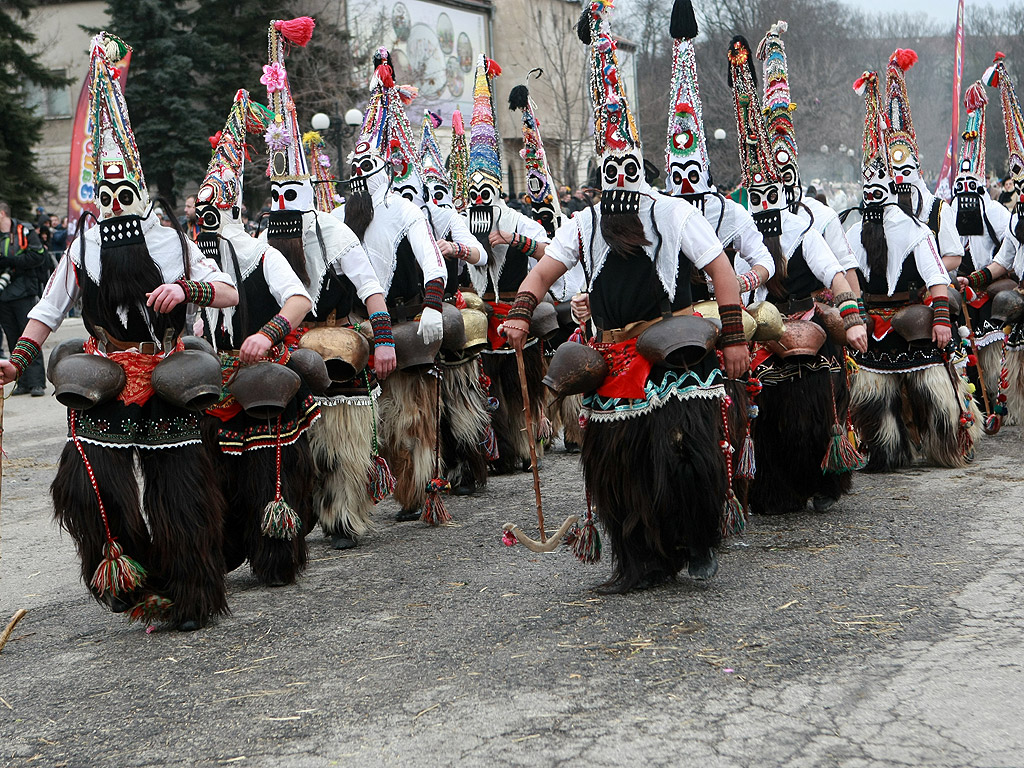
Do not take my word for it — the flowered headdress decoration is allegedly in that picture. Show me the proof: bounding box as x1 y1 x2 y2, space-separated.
756 20 801 203
302 131 340 212
508 70 562 236
665 0 712 197
264 17 316 218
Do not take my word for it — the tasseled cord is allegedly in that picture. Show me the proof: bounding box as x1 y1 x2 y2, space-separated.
421 367 452 525
564 490 602 564
478 360 500 461
735 376 760 480
362 367 395 503
71 410 147 598
261 415 302 540
715 354 746 537
822 372 866 474
274 17 315 47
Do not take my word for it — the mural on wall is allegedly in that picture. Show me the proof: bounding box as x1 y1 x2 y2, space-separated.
348 0 489 122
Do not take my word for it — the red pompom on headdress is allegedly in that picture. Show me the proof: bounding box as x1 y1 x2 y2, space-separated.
485 58 502 78
892 48 918 72
274 17 315 47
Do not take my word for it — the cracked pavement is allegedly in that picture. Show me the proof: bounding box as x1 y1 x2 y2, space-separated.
1 318 1022 767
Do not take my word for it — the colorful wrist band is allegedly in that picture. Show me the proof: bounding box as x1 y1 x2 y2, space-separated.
931 296 951 328
9 337 41 378
258 314 291 346
370 310 394 348
856 296 867 321
968 267 993 292
737 270 761 294
422 277 445 312
718 303 746 347
175 279 217 307
511 233 538 259
506 290 539 324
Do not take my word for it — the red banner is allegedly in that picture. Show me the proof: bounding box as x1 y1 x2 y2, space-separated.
67 51 132 231
934 0 965 202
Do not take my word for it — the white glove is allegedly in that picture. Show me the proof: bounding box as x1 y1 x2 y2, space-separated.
417 306 444 345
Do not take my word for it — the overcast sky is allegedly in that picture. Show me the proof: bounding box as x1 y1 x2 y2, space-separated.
846 0 960 26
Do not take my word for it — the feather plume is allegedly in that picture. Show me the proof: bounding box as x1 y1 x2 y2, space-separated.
508 84 530 111
670 0 698 40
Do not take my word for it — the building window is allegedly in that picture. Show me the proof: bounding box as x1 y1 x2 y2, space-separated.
25 69 72 119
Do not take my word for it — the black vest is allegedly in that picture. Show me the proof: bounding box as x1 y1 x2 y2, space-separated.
387 236 424 304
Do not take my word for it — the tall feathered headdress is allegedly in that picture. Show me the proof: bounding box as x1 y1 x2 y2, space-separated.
198 89 274 230
508 72 562 236
984 53 1024 200
447 109 470 213
664 0 712 197
853 69 895 208
419 110 452 208
467 54 503 192
953 81 990 234
727 34 785 227
884 48 921 188
264 17 316 222
88 33 148 219
302 131 339 213
757 20 801 203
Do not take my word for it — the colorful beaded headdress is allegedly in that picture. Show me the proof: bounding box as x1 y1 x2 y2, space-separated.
756 21 801 202
508 73 562 235
447 109 470 213
302 131 340 213
984 53 1024 200
853 70 895 209
665 0 711 197
468 54 503 191
884 48 921 190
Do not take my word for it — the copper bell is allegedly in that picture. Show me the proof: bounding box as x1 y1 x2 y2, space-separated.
299 326 370 382
228 361 301 419
542 342 609 398
636 315 720 369
51 353 126 410
765 319 827 357
748 301 785 342
814 302 848 347
151 349 224 411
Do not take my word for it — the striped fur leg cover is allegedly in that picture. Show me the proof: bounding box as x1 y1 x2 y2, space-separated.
308 400 376 539
378 369 439 512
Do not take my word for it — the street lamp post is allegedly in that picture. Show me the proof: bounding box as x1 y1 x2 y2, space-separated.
310 104 364 169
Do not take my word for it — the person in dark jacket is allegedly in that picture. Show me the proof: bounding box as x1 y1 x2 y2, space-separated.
0 201 48 395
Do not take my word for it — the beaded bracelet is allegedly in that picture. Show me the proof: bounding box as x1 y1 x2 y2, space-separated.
175 279 217 307
856 296 868 321
931 295 951 328
453 242 468 260
737 270 761 294
967 267 993 292
8 337 41 378
369 310 395 348
511 233 538 259
422 277 445 312
507 290 539 324
718 303 746 347
258 314 291 346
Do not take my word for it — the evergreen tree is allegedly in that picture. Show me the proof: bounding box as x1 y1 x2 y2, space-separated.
0 0 71 217
98 0 210 206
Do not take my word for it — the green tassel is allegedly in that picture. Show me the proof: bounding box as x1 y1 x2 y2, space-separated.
90 540 146 597
721 490 746 537
261 498 301 540
127 594 173 624
822 424 867 474
570 518 602 564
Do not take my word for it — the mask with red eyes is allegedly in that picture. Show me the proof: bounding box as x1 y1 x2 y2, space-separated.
467 171 499 236
600 149 644 215
97 160 148 219
861 157 897 207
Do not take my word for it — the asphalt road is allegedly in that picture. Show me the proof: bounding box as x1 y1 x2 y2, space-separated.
1 318 1022 767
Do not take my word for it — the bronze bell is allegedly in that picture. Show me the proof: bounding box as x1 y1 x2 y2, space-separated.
636 315 720 369
987 278 1018 297
46 338 86 384
151 349 224 411
531 301 559 340
287 348 331 395
990 288 1024 325
542 342 609 398
890 304 934 343
51 353 126 410
461 308 489 355
181 335 217 357
440 302 467 353
461 291 486 312
691 300 757 341
765 319 827 357
299 326 370 382
228 361 301 419
393 320 442 370
748 301 785 342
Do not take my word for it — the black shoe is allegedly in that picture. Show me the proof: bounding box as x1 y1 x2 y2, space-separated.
330 533 358 550
812 495 838 513
687 548 719 581
564 441 580 454
177 619 205 632
395 508 420 522
11 386 31 396
30 386 45 397
104 593 135 613
453 480 476 496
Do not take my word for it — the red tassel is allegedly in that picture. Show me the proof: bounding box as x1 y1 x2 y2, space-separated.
208 130 222 149
422 478 452 525
964 82 988 112
893 48 918 71
127 594 173 624
485 58 502 78
367 454 395 503
274 17 315 47
452 108 464 135
376 64 394 89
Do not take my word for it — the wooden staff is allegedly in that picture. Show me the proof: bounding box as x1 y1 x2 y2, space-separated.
960 290 999 433
515 345 546 541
